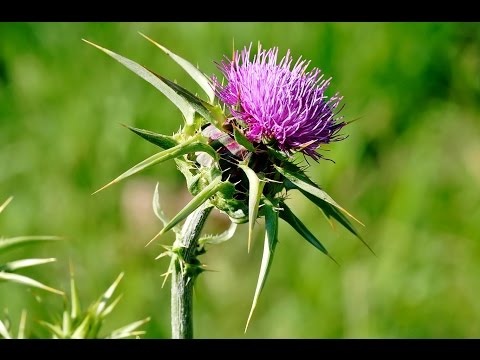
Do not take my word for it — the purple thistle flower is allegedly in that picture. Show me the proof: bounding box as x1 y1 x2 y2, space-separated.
212 44 347 160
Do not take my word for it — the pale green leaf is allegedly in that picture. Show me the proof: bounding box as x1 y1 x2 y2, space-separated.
107 317 150 339
69 268 81 320
18 310 27 339
94 272 124 317
39 321 65 339
92 138 218 194
239 164 265 252
62 310 71 335
245 200 278 332
71 314 92 339
82 39 195 125
2 258 56 272
0 236 62 253
101 295 123 318
139 33 215 103
0 272 64 295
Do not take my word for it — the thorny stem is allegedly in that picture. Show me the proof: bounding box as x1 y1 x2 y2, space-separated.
171 204 212 339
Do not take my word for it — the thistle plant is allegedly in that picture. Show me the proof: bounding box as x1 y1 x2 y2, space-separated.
84 35 371 338
40 272 150 339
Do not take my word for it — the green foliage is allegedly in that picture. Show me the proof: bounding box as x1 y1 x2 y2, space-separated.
40 272 150 339
0 197 63 295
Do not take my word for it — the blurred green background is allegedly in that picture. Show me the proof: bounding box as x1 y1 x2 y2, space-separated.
1 22 480 338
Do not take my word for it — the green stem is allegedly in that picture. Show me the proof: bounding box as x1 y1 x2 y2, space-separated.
171 204 212 339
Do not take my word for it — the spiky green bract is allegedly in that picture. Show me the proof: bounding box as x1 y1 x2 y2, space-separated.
0 197 63 295
40 272 150 339
86 36 371 331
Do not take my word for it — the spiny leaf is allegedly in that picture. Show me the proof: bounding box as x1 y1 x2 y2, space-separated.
69 265 81 320
276 164 364 226
301 190 375 256
92 138 217 194
139 33 215 103
245 200 278 332
0 272 64 295
82 39 196 125
147 177 224 246
62 310 71 335
0 236 62 253
18 310 27 339
101 295 123 318
107 317 150 339
39 321 65 339
94 272 124 317
198 221 237 245
71 314 92 339
0 196 13 214
1 258 56 272
239 164 265 252
279 202 337 265
155 73 221 128
124 125 179 149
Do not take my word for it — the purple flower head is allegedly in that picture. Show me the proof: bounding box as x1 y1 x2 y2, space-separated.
212 44 347 160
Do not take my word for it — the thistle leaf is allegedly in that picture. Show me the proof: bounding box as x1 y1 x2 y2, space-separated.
18 310 27 339
125 125 179 149
156 74 222 128
0 236 62 253
1 258 56 272
92 139 218 194
139 33 215 103
245 200 278 332
94 272 124 317
0 272 64 295
71 314 92 339
198 221 237 245
279 202 337 264
82 39 195 125
101 295 123 318
276 164 364 226
0 196 13 214
238 164 265 252
39 321 65 339
107 317 151 339
69 267 81 320
302 190 375 255
147 177 224 246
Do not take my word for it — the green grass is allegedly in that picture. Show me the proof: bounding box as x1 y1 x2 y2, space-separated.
1 22 479 338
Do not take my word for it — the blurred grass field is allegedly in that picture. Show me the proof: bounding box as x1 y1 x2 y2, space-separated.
1 22 480 338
